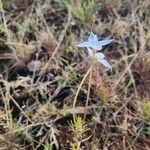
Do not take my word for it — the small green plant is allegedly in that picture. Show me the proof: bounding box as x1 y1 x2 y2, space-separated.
1 0 11 10
142 102 150 122
44 144 53 150
58 62 77 87
16 22 30 31
69 115 89 150
57 0 99 23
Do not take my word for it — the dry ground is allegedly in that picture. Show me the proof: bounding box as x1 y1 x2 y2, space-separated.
0 0 150 149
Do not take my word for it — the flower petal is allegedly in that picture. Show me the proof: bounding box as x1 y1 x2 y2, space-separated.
97 58 112 71
88 32 98 43
96 52 105 60
91 43 102 50
76 42 91 48
98 39 114 46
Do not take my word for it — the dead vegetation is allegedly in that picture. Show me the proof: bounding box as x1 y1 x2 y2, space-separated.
0 0 150 149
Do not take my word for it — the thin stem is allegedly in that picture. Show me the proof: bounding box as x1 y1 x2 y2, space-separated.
73 66 92 109
85 67 92 107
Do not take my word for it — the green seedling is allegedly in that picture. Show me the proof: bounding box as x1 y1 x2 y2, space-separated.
69 115 89 150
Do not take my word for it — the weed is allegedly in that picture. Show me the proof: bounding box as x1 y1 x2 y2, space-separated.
142 102 150 122
57 0 99 23
58 61 77 87
69 115 89 149
1 0 11 10
44 144 53 150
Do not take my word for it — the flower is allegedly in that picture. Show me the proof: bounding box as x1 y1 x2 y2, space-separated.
87 48 112 71
76 32 113 71
76 32 114 50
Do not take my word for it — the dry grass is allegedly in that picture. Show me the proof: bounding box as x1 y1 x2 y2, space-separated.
0 0 150 149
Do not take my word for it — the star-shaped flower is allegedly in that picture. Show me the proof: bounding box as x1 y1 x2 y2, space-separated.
76 32 114 50
76 32 113 71
87 48 112 71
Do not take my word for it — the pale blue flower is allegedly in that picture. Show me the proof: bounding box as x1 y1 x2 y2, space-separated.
96 53 112 71
87 48 112 71
76 32 114 50
76 32 113 70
